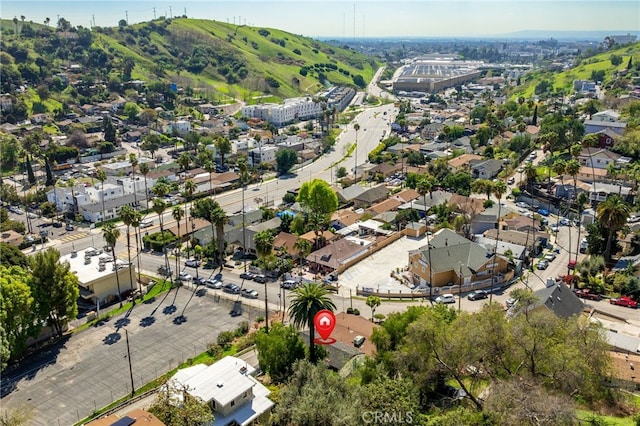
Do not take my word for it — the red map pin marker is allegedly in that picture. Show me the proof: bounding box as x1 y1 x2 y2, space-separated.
314 310 336 344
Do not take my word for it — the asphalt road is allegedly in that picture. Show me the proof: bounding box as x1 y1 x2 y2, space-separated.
0 285 262 426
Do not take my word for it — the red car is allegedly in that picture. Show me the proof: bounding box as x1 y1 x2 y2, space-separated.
575 289 602 301
609 296 638 309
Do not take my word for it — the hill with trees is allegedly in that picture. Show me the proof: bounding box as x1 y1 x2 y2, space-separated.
0 16 377 118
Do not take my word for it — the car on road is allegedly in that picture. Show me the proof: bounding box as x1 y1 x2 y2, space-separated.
27 212 38 219
9 206 24 214
65 223 74 231
516 167 524 173
568 260 577 270
515 202 528 208
467 290 488 301
241 288 259 299
549 223 559 233
240 272 255 280
435 294 455 304
185 258 201 268
223 283 240 294
609 296 638 308
193 277 206 285
507 177 515 184
157 265 172 277
537 209 550 216
544 253 556 262
52 221 63 228
559 218 570 226
537 260 549 270
575 289 602 301
281 280 299 289
179 272 192 281
253 274 268 283
205 279 223 289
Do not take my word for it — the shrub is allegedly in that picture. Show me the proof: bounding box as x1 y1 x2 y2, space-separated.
217 330 235 350
353 308 360 316
346 307 354 314
206 342 223 358
235 321 249 337
256 315 265 323
236 334 255 351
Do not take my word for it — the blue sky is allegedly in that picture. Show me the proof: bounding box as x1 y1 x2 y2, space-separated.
1 1 638 38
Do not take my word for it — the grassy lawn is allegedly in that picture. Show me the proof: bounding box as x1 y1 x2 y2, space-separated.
577 410 637 425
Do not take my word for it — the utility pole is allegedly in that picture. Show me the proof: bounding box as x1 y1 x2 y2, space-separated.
153 7 156 19
124 329 135 397
264 281 269 333
169 6 172 18
125 11 128 24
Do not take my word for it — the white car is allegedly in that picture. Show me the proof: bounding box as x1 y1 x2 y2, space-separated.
185 258 201 268
549 224 559 233
179 272 192 281
559 218 570 226
435 294 455 304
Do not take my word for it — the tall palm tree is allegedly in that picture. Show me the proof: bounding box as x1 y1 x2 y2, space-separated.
288 282 336 363
129 153 139 210
353 123 360 180
152 198 170 279
95 169 107 227
565 158 581 266
255 229 275 332
103 223 123 307
597 195 631 262
139 162 150 211
129 208 143 285
172 206 185 278
210 203 228 269
293 237 312 274
416 176 434 302
489 180 507 303
120 205 137 293
523 161 537 193
552 159 567 230
574 192 588 264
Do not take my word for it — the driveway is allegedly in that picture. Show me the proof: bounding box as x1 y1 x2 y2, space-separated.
1 287 261 426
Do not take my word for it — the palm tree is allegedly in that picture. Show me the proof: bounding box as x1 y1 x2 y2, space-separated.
129 153 139 210
416 176 434 302
565 158 581 267
254 230 275 259
293 237 312 274
178 152 191 172
103 223 123 306
95 169 107 227
288 282 336 363
523 161 537 193
172 206 185 277
153 198 170 279
353 123 360 179
210 203 228 269
574 192 588 265
129 209 143 285
552 159 567 230
204 161 215 194
139 162 150 211
489 180 507 303
597 195 631 262
120 205 138 294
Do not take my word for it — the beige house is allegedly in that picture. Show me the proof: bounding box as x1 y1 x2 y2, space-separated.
408 229 510 291
61 247 136 305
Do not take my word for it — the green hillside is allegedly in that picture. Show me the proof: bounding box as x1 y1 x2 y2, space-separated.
510 42 640 99
0 18 378 105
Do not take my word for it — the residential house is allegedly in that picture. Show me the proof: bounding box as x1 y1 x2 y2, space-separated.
307 236 371 273
448 154 483 172
577 166 608 183
554 177 590 199
365 198 402 216
30 113 50 124
248 146 279 167
337 186 367 205
273 232 300 258
168 356 274 426
521 282 585 319
404 221 427 238
595 128 621 149
584 119 626 136
391 188 420 204
591 110 621 122
363 163 403 180
474 235 527 273
166 119 191 135
408 229 510 291
331 208 364 230
166 218 211 244
471 159 503 179
501 214 542 233
578 148 629 169
61 248 136 306
100 161 133 176
241 97 322 127
352 185 389 209
227 217 282 255
587 182 633 203
483 228 548 255
79 194 138 223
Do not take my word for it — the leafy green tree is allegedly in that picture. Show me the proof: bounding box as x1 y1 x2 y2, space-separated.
25 155 36 185
288 282 336 363
140 134 161 158
191 198 227 268
297 179 338 250
29 248 79 337
102 116 116 143
0 242 28 268
365 295 381 319
148 380 214 426
270 360 361 425
336 166 347 178
276 148 298 175
255 322 306 383
0 266 39 362
123 102 140 122
214 135 232 166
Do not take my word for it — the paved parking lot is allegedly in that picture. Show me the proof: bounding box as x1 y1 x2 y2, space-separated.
1 287 260 426
338 235 429 293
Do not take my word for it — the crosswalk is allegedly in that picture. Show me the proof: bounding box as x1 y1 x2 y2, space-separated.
58 232 89 243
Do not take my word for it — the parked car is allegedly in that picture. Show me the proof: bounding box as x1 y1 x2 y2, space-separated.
559 217 570 226
467 290 488 301
241 288 259 299
507 177 515 184
205 279 223 289
537 209 550 216
537 260 549 270
193 277 206 285
575 289 602 301
568 260 577 270
52 221 63 228
544 253 556 262
549 224 559 233
223 283 240 294
435 294 455 304
240 272 255 280
179 272 192 281
65 223 74 231
253 274 268 283
158 265 172 277
185 258 201 268
9 206 24 214
281 280 299 289
609 296 638 308
505 297 517 308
